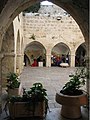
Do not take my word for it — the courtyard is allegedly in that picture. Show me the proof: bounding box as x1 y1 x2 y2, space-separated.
0 67 88 120
0 0 89 120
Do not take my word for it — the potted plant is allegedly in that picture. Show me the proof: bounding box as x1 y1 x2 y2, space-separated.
6 72 22 96
55 68 88 119
8 82 48 119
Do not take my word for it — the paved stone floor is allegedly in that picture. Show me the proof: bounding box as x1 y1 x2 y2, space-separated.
0 67 88 120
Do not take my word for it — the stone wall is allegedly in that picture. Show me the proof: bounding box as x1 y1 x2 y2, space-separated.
22 7 85 67
23 11 85 51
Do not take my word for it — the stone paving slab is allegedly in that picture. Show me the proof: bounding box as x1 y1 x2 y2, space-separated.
19 67 86 109
20 67 76 106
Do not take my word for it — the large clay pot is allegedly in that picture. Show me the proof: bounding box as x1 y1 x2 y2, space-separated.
55 91 88 119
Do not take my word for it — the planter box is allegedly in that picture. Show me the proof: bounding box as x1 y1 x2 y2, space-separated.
8 101 45 119
8 83 22 96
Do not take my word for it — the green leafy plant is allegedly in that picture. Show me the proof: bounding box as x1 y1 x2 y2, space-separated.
30 34 35 40
8 83 48 115
60 68 88 95
6 72 20 89
27 83 47 101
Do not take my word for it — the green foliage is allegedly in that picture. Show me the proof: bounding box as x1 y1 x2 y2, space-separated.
8 82 48 115
30 34 35 40
27 83 48 102
24 3 40 13
6 72 20 89
8 82 48 102
60 68 88 95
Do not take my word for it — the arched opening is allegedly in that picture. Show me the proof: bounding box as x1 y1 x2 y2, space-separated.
0 0 88 49
75 43 87 67
0 0 87 93
0 0 88 119
51 43 70 67
0 0 87 69
24 54 30 66
24 41 46 67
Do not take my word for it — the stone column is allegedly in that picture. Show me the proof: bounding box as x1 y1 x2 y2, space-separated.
14 54 17 73
70 52 75 67
16 54 21 74
16 54 24 74
21 54 24 70
46 54 51 67
0 53 4 113
46 48 51 67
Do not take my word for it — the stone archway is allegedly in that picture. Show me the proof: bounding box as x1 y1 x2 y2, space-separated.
0 0 88 52
0 1 88 69
0 0 89 113
24 54 30 66
24 41 46 67
75 42 87 67
51 42 70 66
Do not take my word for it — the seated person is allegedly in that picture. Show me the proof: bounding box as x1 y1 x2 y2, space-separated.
31 59 38 67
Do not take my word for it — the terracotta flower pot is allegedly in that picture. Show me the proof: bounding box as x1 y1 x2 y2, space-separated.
55 91 88 119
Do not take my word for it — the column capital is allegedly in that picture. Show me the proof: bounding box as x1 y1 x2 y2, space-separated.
46 54 51 56
70 54 75 56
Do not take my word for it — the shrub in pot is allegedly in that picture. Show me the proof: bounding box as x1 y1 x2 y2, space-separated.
8 82 48 119
60 68 87 95
56 68 88 119
6 72 22 96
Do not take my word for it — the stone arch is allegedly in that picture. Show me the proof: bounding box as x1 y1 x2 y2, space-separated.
24 41 46 66
0 0 88 52
51 42 70 66
0 0 89 112
75 42 87 67
0 0 89 75
75 40 85 52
